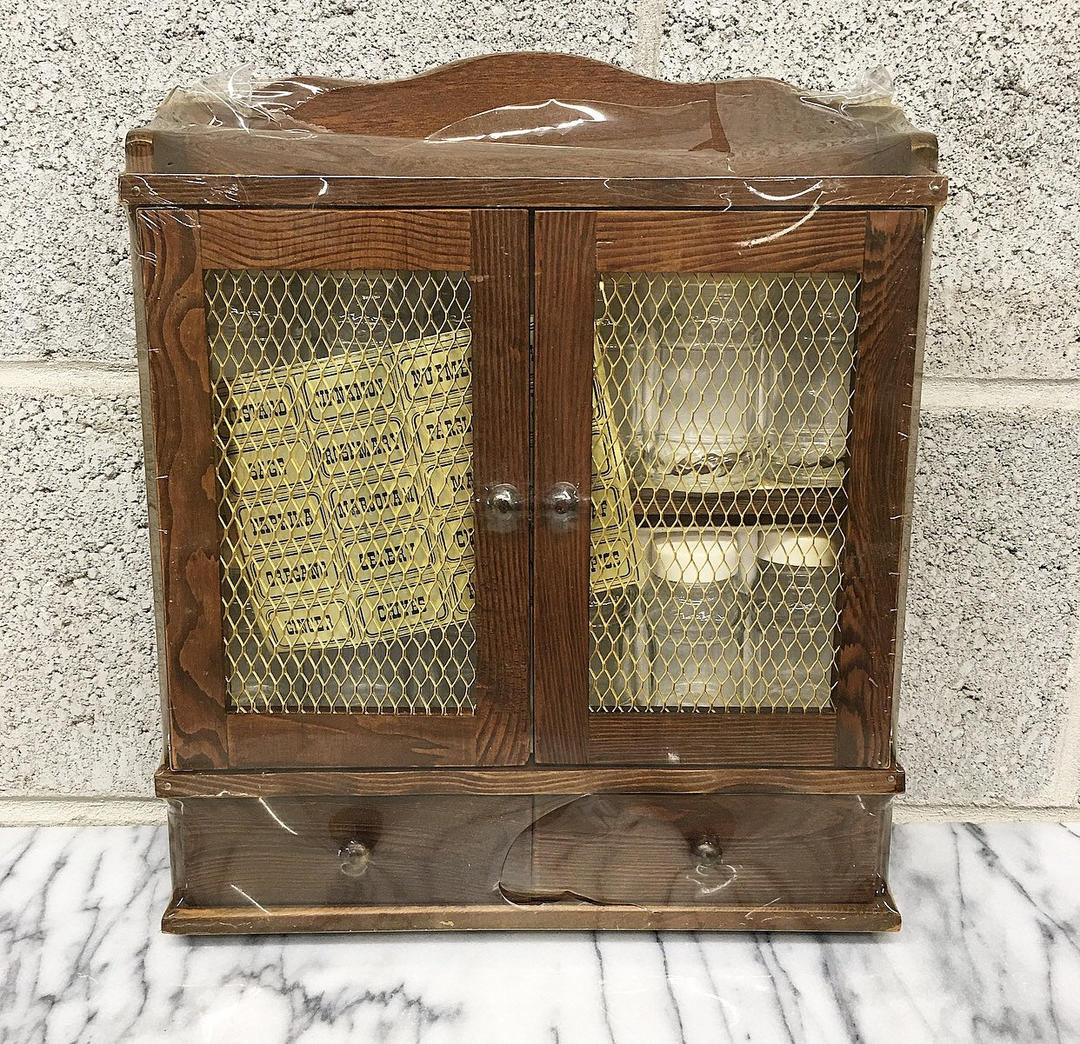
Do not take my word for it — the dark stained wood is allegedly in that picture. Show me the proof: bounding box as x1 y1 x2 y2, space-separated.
129 223 172 754
156 763 906 798
515 793 890 906
835 210 927 767
200 209 471 270
163 790 896 931
470 210 532 765
532 211 595 763
136 209 228 770
126 53 939 183
121 54 940 932
121 173 948 210
587 712 837 766
888 212 936 724
174 795 534 907
163 895 901 934
227 712 478 769
595 211 866 273
634 487 844 528
199 208 532 770
286 53 727 150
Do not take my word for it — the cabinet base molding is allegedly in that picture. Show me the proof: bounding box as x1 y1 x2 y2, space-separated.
164 785 898 934
162 895 901 935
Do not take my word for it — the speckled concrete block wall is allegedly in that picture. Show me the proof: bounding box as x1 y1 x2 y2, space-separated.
1 0 1078 822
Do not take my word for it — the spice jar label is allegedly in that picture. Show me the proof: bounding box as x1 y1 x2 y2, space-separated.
344 525 439 587
396 330 472 408
248 542 341 602
301 357 397 427
261 596 354 648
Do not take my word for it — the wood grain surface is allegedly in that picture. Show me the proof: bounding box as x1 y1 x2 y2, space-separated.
136 209 229 770
532 211 596 763
200 210 471 270
835 210 927 767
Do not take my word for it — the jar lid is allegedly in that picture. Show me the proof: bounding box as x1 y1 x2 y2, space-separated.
651 532 742 584
757 530 837 569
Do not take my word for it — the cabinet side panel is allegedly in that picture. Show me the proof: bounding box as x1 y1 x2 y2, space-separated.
836 210 926 766
129 215 171 760
136 208 228 769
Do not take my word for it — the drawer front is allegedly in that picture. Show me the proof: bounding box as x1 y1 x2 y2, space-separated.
508 793 890 906
172 795 533 907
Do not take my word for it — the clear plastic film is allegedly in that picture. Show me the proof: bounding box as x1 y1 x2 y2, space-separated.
126 59 938 179
163 791 897 930
128 54 929 934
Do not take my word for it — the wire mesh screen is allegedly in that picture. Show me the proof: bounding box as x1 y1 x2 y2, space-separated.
590 272 859 712
205 269 476 715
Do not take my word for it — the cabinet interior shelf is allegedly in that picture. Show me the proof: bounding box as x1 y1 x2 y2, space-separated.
631 487 846 528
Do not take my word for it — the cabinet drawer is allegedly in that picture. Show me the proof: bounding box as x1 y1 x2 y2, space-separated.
510 794 890 906
172 795 533 907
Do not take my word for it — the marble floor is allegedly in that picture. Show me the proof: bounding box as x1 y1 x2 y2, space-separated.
0 821 1077 1043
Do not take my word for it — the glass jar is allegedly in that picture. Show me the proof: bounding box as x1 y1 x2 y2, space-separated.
747 530 839 709
765 304 854 487
640 280 760 492
645 531 747 709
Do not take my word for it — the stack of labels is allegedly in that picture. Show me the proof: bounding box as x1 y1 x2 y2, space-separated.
590 348 643 596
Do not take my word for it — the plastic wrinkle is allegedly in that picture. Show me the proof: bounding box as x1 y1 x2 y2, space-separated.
128 65 938 181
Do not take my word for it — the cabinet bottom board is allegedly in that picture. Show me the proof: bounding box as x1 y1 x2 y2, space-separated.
163 894 901 934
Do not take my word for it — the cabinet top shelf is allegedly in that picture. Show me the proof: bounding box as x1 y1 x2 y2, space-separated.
122 53 944 207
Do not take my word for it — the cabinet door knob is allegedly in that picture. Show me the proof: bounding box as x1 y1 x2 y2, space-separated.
690 836 723 869
339 838 374 877
543 482 581 529
483 482 524 532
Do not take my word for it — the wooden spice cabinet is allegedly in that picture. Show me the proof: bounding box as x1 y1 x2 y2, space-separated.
123 54 944 934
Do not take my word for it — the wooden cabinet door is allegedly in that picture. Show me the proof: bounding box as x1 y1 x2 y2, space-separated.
533 209 927 767
136 208 530 769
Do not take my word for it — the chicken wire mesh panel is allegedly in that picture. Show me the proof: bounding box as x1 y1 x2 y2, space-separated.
205 268 476 715
590 272 859 713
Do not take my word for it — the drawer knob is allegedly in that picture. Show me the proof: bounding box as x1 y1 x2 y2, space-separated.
690 836 723 869
338 838 373 878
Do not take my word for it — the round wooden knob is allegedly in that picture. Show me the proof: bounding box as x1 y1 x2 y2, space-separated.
338 838 373 878
690 836 722 868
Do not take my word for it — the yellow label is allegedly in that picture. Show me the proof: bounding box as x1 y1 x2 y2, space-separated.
313 418 410 479
446 568 474 623
249 543 340 601
590 536 640 593
353 580 448 642
414 400 472 460
237 494 324 553
590 485 628 536
427 456 474 514
230 441 312 499
262 597 353 648
344 526 438 587
302 357 396 427
397 330 472 408
220 368 298 444
442 512 475 565
329 471 426 533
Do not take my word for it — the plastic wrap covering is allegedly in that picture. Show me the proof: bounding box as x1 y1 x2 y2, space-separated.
128 53 930 934
164 791 897 932
126 55 938 180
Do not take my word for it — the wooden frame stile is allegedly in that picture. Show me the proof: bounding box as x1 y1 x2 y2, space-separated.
533 207 925 769
138 207 533 771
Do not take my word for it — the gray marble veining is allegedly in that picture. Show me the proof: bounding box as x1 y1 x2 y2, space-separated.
0 822 1077 1043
